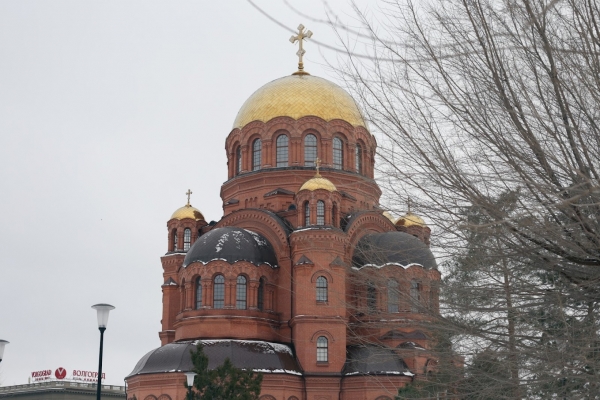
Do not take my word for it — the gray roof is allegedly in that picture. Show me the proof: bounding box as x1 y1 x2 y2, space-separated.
128 340 301 377
343 345 412 376
352 231 437 269
183 227 278 268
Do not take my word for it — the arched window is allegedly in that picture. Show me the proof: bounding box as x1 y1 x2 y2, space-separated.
195 277 202 309
316 336 328 362
172 230 178 251
387 280 399 313
258 277 265 311
316 276 328 302
236 145 242 175
276 134 289 167
355 144 362 174
213 275 225 309
304 134 317 166
410 280 420 313
332 203 338 227
304 201 311 226
367 281 377 314
183 228 191 251
252 139 262 171
316 200 325 225
333 137 343 169
236 275 247 310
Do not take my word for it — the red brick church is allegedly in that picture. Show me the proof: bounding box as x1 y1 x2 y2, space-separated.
126 26 441 400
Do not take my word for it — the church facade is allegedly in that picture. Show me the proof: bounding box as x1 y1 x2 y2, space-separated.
126 29 440 400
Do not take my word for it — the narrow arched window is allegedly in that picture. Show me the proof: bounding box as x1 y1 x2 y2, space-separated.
316 200 325 225
252 139 262 171
213 275 225 309
367 281 377 314
316 276 328 302
332 203 338 227
236 146 242 175
172 230 178 251
195 277 202 309
276 134 289 167
387 280 399 313
410 280 420 313
304 134 317 166
183 228 191 251
333 137 343 169
355 144 362 174
317 336 328 362
236 275 247 310
304 201 311 226
258 277 265 311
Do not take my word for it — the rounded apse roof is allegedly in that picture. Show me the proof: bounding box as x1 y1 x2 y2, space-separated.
170 204 205 221
127 340 301 378
343 345 413 376
183 227 278 268
233 74 366 129
352 231 437 269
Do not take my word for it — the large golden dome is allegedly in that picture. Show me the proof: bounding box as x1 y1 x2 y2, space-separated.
233 74 366 129
170 204 205 221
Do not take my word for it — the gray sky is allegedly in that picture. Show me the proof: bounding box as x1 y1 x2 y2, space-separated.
0 0 375 386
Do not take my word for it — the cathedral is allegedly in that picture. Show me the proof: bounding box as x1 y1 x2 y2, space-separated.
126 26 440 400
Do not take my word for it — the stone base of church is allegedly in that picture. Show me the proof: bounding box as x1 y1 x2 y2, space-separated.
126 372 412 400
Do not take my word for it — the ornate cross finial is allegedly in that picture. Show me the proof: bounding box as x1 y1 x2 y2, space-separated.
289 24 313 75
186 189 192 206
407 197 412 213
315 158 322 176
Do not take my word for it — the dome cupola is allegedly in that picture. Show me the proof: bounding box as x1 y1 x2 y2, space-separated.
395 212 426 228
167 190 208 253
233 74 366 129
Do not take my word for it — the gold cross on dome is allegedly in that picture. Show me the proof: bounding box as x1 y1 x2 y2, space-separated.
186 189 192 206
289 24 313 74
407 197 412 213
315 158 322 176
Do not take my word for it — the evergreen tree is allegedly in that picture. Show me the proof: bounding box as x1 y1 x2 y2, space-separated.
186 343 263 400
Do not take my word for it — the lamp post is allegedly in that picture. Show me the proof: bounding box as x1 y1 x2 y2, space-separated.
0 340 8 363
92 304 115 400
184 371 197 400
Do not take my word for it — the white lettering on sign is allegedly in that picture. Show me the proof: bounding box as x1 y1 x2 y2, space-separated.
29 368 106 382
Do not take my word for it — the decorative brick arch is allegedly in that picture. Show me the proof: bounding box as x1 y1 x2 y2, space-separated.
310 330 335 342
288 397 300 400
215 208 290 255
311 269 334 284
157 395 172 400
345 211 396 248
143 396 157 400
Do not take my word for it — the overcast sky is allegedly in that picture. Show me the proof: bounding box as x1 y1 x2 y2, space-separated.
0 0 379 386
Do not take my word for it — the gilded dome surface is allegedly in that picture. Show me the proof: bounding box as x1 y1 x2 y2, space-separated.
170 204 205 221
233 74 366 129
299 174 337 192
396 212 426 227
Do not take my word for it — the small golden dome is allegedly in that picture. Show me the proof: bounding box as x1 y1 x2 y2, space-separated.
383 211 395 222
299 174 337 192
170 204 205 221
396 212 426 227
233 74 366 129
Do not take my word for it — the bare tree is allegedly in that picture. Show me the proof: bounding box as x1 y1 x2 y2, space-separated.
333 0 600 398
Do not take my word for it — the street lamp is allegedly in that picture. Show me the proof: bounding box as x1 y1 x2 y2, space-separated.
92 304 115 400
0 340 8 363
184 371 197 400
